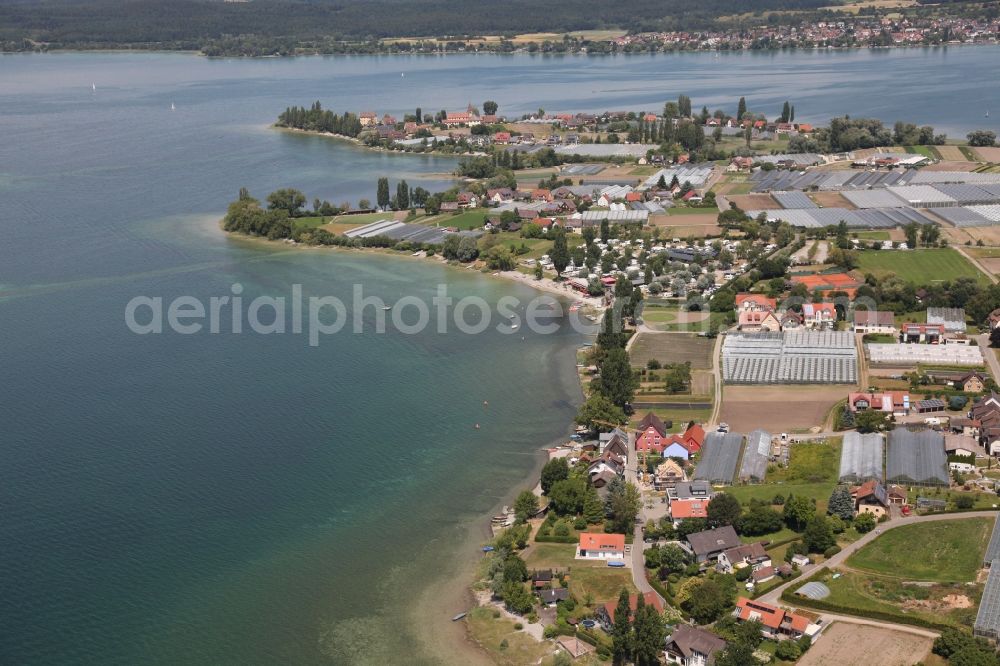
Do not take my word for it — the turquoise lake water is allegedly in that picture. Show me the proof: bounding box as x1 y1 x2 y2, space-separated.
1 47 998 664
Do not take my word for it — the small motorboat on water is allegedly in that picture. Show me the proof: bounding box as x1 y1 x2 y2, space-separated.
482 545 494 552
383 305 392 310
452 612 466 621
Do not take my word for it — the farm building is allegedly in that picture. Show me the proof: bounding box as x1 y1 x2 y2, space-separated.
738 430 772 483
694 432 744 484
927 308 967 333
867 343 984 367
838 432 884 483
886 429 948 487
986 518 1000 568
975 563 1000 642
722 331 857 384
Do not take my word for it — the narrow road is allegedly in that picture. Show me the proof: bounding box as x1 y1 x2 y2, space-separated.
759 510 998 606
708 333 724 427
631 523 665 606
813 613 941 639
977 333 1000 384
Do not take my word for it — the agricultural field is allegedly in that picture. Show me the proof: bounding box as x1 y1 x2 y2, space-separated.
718 385 846 433
809 191 855 209
627 332 713 369
972 146 1000 162
933 145 970 162
940 225 1000 247
853 248 988 284
847 518 993 582
799 622 934 666
724 194 780 210
904 145 942 160
667 206 719 216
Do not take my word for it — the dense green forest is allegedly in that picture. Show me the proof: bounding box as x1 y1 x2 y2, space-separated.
1 0 837 48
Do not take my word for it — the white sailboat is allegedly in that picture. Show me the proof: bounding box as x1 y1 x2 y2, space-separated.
171 102 176 111
92 83 96 91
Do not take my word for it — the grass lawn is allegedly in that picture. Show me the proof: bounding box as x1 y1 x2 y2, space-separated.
853 231 891 241
847 518 993 582
465 607 552 666
768 439 842 484
855 248 989 285
653 311 730 333
524 542 577 570
640 308 679 324
727 482 836 509
428 210 488 230
568 565 637 603
292 215 328 230
742 525 799 545
667 206 719 216
523 540 635 602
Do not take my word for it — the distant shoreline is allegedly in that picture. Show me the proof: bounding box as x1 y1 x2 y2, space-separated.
5 42 997 58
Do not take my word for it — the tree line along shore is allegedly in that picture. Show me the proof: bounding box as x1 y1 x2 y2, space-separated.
3 0 998 56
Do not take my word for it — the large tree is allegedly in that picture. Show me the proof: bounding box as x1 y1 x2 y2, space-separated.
611 588 632 665
783 494 815 531
707 493 742 528
827 486 855 521
266 188 306 215
632 594 666 666
550 227 570 277
803 514 836 553
513 490 538 523
483 100 498 116
608 480 642 533
540 457 569 495
682 578 731 624
376 177 390 210
575 393 627 431
596 348 638 410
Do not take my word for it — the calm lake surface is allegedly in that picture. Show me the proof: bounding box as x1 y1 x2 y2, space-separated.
0 47 997 665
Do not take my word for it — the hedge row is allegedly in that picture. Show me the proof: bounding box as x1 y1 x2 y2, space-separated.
534 534 579 544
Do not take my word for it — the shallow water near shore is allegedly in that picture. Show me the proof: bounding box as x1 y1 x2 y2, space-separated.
1 48 999 664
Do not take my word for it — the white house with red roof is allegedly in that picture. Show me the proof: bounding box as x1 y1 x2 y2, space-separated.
735 293 777 312
576 533 626 561
802 302 837 329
